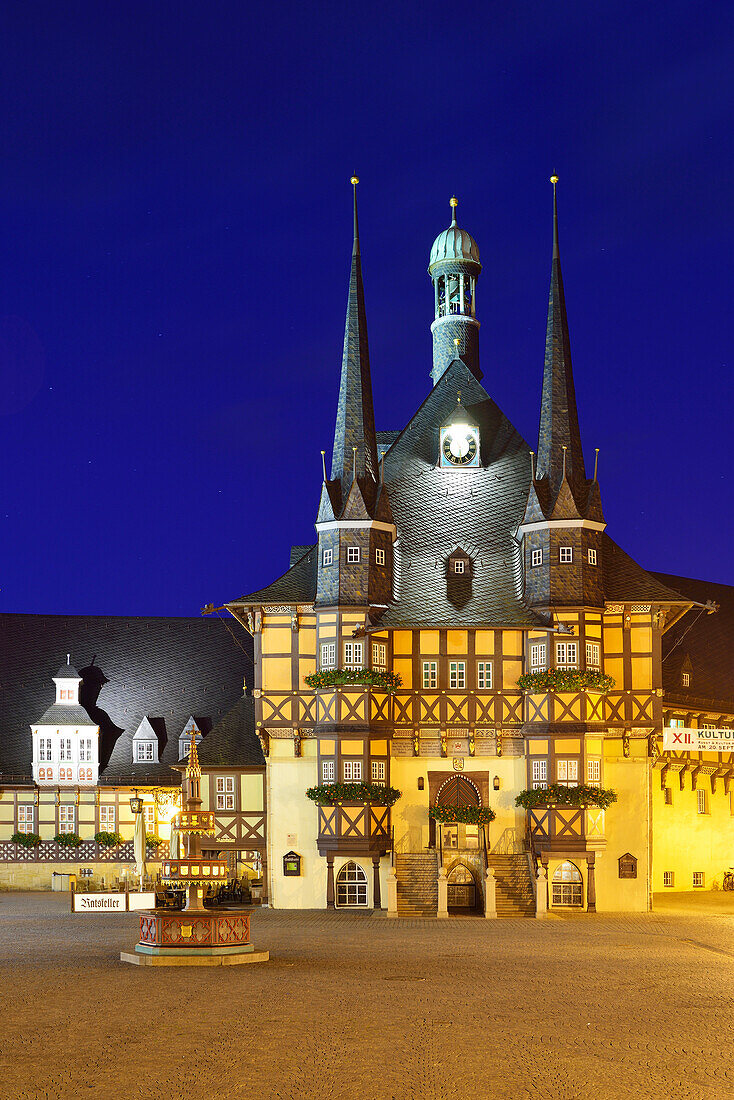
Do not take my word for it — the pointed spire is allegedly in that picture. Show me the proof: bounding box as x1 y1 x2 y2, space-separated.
330 177 379 496
450 195 458 226
536 175 587 499
187 726 201 782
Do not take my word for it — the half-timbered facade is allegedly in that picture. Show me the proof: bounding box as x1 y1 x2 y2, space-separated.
224 181 733 914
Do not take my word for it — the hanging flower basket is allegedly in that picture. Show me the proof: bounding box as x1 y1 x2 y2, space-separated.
304 668 402 692
517 669 615 695
428 806 496 825
306 782 401 807
515 784 617 811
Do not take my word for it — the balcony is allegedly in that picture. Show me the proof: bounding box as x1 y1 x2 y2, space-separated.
316 801 391 857
526 804 606 854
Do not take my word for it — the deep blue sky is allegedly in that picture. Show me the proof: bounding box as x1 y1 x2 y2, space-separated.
2 2 733 615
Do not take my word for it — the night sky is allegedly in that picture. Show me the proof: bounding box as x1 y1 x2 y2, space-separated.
2 2 733 616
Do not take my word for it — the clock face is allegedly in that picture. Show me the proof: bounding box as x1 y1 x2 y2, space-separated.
442 427 478 466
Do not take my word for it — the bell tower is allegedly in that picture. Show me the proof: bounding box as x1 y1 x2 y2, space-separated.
428 196 482 387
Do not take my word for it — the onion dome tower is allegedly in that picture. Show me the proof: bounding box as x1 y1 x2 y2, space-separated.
428 196 482 387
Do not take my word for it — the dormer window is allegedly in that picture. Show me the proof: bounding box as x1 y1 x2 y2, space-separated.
135 742 155 763
347 546 360 564
179 717 203 760
682 672 690 687
453 560 465 574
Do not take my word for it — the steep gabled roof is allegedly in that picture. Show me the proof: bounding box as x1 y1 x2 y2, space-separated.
375 359 545 629
651 573 734 710
230 545 317 606
601 539 690 604
0 614 251 783
195 694 265 768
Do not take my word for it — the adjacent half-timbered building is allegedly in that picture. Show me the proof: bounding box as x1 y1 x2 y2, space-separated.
223 180 733 914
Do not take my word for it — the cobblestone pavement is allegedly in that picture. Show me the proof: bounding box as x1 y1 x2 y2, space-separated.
0 893 732 1100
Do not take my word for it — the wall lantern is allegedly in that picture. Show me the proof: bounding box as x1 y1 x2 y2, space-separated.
129 795 143 813
493 776 501 791
417 777 425 791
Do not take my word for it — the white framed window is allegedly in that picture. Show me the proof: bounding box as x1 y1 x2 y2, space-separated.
556 642 578 668
216 776 235 811
58 805 76 833
343 759 362 781
669 718 685 728
39 737 52 762
99 805 115 830
453 559 465 574
422 661 437 689
701 722 716 730
531 549 543 567
588 548 597 565
552 861 583 907
559 546 573 563
663 871 674 888
477 661 492 689
449 661 466 690
322 759 335 782
344 641 364 668
322 548 333 566
320 643 336 668
531 759 547 789
39 768 52 781
79 737 93 762
17 805 34 834
692 871 704 888
587 759 601 784
664 787 673 805
60 738 73 761
142 805 155 832
135 741 154 762
371 759 386 783
346 546 360 564
682 672 690 687
372 642 387 669
556 759 579 785
335 861 368 907
530 643 546 669
375 548 385 566
697 789 708 815
79 767 92 782
586 642 600 667
59 768 73 782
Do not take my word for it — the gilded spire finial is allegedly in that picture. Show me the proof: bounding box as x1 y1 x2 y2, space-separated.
449 195 458 226
187 725 201 781
350 176 360 244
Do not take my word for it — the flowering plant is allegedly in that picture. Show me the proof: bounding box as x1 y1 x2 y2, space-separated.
306 782 401 806
517 669 615 694
515 785 617 810
11 831 40 848
94 831 125 848
54 832 82 847
428 806 495 825
304 668 402 692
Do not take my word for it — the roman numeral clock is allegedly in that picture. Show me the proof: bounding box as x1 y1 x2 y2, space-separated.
439 397 480 468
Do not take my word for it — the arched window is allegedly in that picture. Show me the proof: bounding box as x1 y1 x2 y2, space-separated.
335 861 368 908
552 861 583 907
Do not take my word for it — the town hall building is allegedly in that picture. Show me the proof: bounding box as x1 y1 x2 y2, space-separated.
0 178 732 915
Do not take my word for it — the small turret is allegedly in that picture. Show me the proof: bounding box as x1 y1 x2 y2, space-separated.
428 196 482 387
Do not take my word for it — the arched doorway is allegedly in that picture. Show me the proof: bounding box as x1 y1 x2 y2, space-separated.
435 775 482 851
335 861 368 908
552 861 583 907
446 862 479 912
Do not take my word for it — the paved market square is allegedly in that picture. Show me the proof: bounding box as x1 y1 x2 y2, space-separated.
1 893 733 1099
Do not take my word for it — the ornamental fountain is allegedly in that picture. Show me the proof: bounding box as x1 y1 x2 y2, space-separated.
121 729 269 967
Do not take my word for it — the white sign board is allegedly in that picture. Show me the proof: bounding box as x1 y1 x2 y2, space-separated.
662 727 734 753
72 891 155 913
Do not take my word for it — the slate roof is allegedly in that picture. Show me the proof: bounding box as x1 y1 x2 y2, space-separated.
34 703 97 728
376 359 544 629
231 545 317 606
195 694 264 768
651 573 734 711
54 664 80 680
0 614 252 784
602 539 690 604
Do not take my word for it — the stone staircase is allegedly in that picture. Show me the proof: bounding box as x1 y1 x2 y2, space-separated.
395 852 438 918
489 853 536 918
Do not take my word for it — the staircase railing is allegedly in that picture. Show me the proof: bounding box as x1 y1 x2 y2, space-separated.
390 826 395 868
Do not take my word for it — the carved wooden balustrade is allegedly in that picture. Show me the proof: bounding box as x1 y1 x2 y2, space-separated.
316 801 391 857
